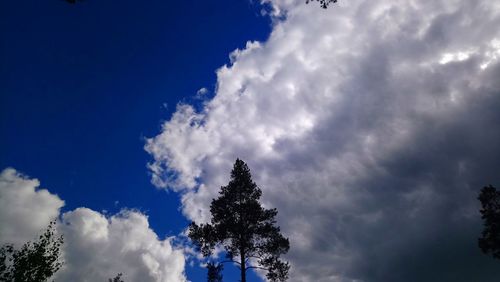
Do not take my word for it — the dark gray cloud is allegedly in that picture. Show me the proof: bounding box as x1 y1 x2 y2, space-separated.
146 0 500 281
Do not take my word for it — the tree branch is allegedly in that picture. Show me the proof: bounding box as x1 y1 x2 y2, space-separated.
245 265 269 271
219 259 241 266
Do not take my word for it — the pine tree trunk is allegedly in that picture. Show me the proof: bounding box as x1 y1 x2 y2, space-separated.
240 250 246 282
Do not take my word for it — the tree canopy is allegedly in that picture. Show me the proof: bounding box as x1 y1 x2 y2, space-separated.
188 159 290 282
0 221 64 282
478 185 500 259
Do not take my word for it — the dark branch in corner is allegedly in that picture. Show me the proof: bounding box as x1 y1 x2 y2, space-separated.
306 0 338 9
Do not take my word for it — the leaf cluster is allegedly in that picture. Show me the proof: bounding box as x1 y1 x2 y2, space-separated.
108 273 125 282
0 221 64 282
306 0 338 9
478 185 500 259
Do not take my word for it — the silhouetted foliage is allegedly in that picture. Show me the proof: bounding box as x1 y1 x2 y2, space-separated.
207 262 223 282
306 0 337 9
478 185 500 259
108 273 124 282
0 221 64 282
189 159 290 282
63 0 85 4
0 245 14 281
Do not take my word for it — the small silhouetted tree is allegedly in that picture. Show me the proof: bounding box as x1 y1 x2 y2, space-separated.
478 185 500 259
207 262 223 282
306 0 337 9
108 273 124 282
189 159 290 282
0 221 64 282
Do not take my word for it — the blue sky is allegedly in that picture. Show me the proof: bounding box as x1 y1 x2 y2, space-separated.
3 0 500 281
1 0 269 280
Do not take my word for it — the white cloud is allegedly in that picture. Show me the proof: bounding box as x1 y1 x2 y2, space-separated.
146 0 500 281
57 208 186 282
0 168 64 246
0 168 187 282
195 87 209 99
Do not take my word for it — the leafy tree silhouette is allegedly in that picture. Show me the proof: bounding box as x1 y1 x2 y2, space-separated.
306 0 338 9
478 185 500 259
0 221 64 282
189 159 290 282
207 262 223 282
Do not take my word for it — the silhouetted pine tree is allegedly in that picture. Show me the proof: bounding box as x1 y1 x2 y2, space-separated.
189 159 290 282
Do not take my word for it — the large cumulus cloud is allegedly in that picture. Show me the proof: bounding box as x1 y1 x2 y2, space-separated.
0 168 186 282
57 208 186 282
146 0 500 281
0 168 64 246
